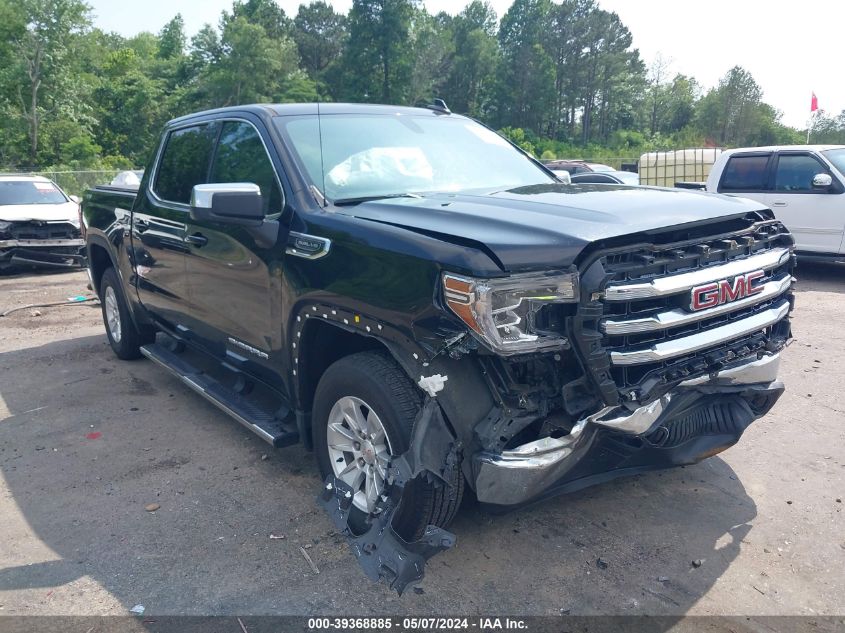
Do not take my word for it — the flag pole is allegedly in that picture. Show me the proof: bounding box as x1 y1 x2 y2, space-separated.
808 92 818 143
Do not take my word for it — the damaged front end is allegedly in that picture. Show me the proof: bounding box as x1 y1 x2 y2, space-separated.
318 399 460 594
0 220 85 270
320 215 795 591
454 216 795 509
473 355 784 507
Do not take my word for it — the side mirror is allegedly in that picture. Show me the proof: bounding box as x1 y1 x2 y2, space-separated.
190 183 263 226
553 170 572 185
69 195 81 204
813 173 833 188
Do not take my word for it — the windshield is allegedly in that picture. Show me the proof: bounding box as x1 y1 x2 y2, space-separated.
822 149 845 178
587 163 615 172
0 180 67 206
275 113 554 202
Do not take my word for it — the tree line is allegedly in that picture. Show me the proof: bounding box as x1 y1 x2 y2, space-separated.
0 0 824 173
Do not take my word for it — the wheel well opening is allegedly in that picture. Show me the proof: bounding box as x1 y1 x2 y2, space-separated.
298 320 389 414
88 244 112 295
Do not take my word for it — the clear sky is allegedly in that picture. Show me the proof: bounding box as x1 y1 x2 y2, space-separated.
87 0 842 130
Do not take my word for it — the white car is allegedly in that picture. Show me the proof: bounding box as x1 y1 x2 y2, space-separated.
0 175 85 270
706 145 845 261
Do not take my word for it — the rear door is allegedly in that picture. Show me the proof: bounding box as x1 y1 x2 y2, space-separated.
133 122 218 328
715 151 773 207
764 151 845 254
184 118 288 363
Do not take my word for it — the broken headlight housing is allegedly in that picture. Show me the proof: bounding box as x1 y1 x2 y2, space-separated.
442 270 578 355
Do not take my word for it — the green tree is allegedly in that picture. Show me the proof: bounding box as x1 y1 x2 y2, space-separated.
293 2 347 80
442 1 498 117
342 0 418 103
407 10 454 106
542 0 592 140
226 0 291 41
696 66 763 145
661 73 699 134
92 47 166 163
810 109 845 144
9 0 92 167
158 14 187 60
496 0 554 132
201 16 315 106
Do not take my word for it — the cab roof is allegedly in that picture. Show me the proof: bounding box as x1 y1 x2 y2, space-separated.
724 144 845 154
0 174 52 182
167 103 464 127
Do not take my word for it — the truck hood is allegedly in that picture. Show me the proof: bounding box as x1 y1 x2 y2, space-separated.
0 201 79 223
340 184 768 272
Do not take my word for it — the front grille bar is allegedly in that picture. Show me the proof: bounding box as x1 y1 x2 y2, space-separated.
604 247 791 301
602 274 792 334
609 300 790 366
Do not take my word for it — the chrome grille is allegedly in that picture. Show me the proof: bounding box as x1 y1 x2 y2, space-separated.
592 219 794 398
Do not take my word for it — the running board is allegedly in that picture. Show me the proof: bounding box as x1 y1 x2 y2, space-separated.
140 343 298 448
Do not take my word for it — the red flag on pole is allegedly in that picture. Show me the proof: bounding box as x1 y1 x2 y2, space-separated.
811 92 818 112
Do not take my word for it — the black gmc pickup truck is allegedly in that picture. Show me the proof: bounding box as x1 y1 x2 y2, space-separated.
83 103 794 592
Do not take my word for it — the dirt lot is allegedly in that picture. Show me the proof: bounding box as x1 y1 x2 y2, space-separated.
0 267 843 617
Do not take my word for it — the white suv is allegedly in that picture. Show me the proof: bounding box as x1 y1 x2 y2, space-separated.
706 145 845 261
0 175 84 270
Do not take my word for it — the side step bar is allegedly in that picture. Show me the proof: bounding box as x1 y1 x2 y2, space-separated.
140 343 298 448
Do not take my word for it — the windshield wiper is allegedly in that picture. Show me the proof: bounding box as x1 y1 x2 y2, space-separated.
333 193 422 206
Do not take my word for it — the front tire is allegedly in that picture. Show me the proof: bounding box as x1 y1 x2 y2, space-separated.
99 267 154 360
313 351 463 541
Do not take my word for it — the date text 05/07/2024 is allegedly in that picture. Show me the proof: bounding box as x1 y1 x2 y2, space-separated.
307 617 528 630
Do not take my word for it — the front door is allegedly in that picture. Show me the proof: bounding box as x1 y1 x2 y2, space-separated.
133 122 218 329
764 152 845 254
184 119 288 365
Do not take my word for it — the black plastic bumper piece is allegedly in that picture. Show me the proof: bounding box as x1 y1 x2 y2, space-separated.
2 247 85 269
318 476 455 595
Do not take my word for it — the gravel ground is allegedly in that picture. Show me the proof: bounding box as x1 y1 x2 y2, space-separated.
0 266 843 617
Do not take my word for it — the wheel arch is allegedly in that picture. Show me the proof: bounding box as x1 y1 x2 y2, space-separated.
289 301 495 459
86 237 116 295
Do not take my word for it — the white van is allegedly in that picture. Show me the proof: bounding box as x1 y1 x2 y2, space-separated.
706 145 845 261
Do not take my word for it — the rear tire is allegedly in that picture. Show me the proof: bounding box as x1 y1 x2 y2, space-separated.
99 267 154 360
313 351 463 541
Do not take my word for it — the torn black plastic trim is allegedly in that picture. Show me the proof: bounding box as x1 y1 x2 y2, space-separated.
316 398 460 594
389 399 462 489
319 476 455 595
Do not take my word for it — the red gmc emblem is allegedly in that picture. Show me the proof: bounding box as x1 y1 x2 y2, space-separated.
691 270 765 311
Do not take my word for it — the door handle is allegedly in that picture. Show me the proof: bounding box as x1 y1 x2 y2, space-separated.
771 200 787 207
184 233 208 247
134 219 149 233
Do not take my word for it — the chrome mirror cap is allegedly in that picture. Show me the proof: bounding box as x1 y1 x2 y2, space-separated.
812 173 833 188
191 183 261 209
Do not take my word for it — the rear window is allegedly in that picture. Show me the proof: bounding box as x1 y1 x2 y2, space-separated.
719 154 770 192
0 180 67 205
154 124 218 204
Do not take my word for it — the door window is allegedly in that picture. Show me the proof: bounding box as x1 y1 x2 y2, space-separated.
210 121 283 215
774 154 827 192
154 124 218 204
719 154 770 192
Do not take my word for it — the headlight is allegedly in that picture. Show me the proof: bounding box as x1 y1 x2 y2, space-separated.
0 220 12 236
443 270 578 355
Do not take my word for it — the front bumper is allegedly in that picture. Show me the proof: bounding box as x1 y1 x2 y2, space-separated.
0 238 86 269
472 353 783 507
